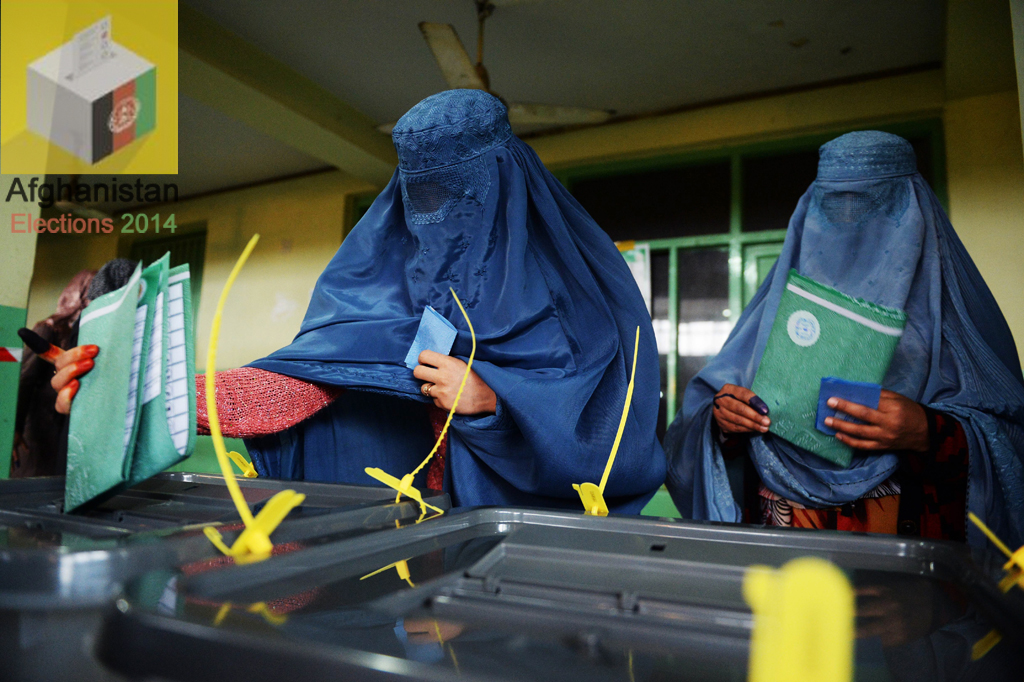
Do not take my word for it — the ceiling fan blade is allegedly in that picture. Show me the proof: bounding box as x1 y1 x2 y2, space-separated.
507 102 614 126
418 22 487 91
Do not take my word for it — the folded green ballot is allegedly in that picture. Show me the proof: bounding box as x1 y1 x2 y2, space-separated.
66 263 145 511
65 255 196 512
128 260 197 484
750 270 907 467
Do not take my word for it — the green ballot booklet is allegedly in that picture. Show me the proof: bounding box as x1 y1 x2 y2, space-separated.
65 254 196 512
750 270 906 467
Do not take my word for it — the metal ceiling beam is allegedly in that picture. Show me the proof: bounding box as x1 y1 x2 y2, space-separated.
178 5 397 187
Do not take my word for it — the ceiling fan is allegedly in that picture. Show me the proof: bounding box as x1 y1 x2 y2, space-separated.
379 0 614 134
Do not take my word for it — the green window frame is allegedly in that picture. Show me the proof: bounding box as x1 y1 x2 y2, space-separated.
126 224 208 317
558 118 946 434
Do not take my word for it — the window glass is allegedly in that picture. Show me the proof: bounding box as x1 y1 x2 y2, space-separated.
650 250 670 441
742 148 818 232
570 161 731 241
676 248 731 413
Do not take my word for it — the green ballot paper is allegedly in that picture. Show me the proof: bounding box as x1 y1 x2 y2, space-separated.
65 255 196 512
128 260 197 484
750 270 907 467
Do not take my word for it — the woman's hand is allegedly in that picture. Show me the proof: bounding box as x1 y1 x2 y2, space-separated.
825 389 928 452
51 345 99 415
414 350 496 416
712 384 770 435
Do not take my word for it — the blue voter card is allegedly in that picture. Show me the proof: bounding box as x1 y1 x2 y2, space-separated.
816 377 882 436
404 306 458 369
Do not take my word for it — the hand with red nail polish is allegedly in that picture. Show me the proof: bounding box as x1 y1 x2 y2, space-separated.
51 345 100 415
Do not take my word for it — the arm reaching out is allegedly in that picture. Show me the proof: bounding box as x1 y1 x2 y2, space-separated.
196 367 344 438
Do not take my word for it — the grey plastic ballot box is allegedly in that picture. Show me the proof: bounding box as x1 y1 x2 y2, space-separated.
99 508 1024 682
0 472 450 682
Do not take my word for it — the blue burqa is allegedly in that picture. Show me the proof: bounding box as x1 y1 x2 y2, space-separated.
664 131 1024 548
247 90 665 512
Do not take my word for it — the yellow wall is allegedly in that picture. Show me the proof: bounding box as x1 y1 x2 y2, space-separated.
945 90 1024 358
1 175 41 309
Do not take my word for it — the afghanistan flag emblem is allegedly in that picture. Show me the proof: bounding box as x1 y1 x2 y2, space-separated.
28 40 156 164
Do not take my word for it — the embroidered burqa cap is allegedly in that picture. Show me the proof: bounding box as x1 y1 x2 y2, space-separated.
664 131 1024 548
249 90 665 510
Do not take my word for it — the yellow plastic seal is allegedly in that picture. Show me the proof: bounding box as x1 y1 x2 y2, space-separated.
361 559 416 588
227 450 258 478
212 601 288 627
572 326 640 516
364 286 476 518
965 512 1024 659
202 234 305 564
744 557 854 682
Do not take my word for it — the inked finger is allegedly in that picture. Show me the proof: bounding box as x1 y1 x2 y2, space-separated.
718 396 770 426
720 384 757 402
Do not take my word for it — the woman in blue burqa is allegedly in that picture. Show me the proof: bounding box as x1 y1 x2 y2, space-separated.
664 131 1024 548
228 89 664 511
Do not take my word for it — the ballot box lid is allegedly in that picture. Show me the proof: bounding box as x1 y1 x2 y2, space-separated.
98 508 1024 682
0 472 450 610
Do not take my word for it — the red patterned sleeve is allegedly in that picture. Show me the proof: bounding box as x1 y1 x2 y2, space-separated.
195 368 344 438
900 407 969 541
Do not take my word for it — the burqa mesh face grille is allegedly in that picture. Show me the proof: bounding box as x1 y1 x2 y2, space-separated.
399 156 491 225
391 90 510 225
814 182 911 228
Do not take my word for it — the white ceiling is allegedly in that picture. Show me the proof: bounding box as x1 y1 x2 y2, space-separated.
89 0 946 206
173 93 330 196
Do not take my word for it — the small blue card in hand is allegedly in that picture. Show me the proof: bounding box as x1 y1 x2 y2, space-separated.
404 306 458 369
815 377 882 436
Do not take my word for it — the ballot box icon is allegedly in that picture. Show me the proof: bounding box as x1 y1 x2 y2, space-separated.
26 17 156 164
